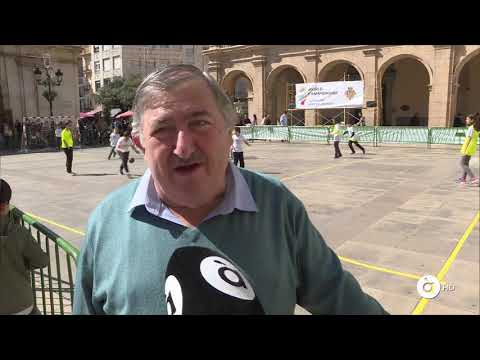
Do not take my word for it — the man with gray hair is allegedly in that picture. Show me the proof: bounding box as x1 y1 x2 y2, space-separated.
73 65 388 315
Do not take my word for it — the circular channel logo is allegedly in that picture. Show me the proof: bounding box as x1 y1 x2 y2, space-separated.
416 275 441 299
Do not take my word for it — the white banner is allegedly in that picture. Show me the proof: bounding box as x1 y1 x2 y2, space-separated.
295 81 364 109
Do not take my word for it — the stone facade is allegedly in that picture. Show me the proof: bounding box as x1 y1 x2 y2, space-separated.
204 45 480 127
0 45 82 122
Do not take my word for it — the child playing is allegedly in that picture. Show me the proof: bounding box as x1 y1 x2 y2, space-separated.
115 129 140 176
332 118 343 159
457 113 479 185
231 127 251 168
108 127 120 160
344 120 366 154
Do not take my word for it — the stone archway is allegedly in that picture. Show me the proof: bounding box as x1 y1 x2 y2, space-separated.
266 65 306 125
221 70 254 120
317 61 363 124
378 56 431 126
452 49 480 127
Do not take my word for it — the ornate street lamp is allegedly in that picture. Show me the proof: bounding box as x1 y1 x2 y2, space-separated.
33 54 64 116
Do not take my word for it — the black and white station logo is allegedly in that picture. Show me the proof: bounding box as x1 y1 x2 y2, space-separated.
165 275 183 315
199 256 255 300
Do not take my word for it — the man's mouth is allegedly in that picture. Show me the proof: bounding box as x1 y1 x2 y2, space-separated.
174 163 202 175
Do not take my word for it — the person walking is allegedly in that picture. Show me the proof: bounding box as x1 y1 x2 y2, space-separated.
344 120 365 154
279 111 288 126
3 121 13 150
252 114 258 126
55 122 63 151
456 113 479 185
115 129 140 176
61 122 74 174
231 127 251 168
108 127 120 160
14 121 22 150
262 114 271 125
332 118 343 159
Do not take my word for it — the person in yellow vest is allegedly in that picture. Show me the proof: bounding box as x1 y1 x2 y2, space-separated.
332 118 343 159
61 121 74 174
457 113 479 185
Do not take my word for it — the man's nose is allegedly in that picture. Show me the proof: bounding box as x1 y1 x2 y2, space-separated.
173 130 195 159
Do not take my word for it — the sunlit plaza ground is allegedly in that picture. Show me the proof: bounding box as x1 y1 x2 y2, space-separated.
2 141 479 315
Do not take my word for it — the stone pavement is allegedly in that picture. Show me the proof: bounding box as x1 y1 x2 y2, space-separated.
1 141 478 315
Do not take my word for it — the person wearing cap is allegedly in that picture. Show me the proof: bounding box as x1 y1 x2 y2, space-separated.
73 65 388 315
0 179 49 315
61 121 74 174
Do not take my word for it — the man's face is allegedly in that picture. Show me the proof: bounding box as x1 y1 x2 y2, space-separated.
142 79 233 209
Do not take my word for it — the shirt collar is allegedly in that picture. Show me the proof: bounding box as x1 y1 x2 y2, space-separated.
127 163 257 223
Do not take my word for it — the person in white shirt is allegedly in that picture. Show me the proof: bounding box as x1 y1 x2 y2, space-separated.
115 129 140 175
55 123 63 151
231 127 251 168
108 128 120 160
279 112 288 126
343 120 365 155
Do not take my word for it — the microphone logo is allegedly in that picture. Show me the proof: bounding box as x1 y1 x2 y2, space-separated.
200 256 255 300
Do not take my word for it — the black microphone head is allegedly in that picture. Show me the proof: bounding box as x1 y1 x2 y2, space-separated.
164 246 265 315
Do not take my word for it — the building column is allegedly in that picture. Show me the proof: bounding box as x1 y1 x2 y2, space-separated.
362 49 380 126
251 56 267 118
382 68 396 125
428 45 454 127
303 51 320 126
206 61 222 83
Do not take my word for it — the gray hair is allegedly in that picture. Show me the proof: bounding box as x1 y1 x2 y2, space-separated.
132 64 237 145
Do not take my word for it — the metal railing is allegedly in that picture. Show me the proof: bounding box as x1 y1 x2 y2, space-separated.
10 206 79 315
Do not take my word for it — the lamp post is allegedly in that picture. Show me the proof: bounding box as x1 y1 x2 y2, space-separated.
33 54 64 116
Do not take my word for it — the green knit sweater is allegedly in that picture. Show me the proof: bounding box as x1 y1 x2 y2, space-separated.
73 168 388 315
0 216 49 314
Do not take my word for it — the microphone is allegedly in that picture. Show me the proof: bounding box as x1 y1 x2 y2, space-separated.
164 246 265 315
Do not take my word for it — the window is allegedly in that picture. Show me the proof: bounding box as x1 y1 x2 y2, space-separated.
104 78 111 86
93 46 100 53
234 77 250 99
103 45 112 51
113 56 121 70
103 58 111 71
159 45 170 48
95 80 101 91
94 61 100 71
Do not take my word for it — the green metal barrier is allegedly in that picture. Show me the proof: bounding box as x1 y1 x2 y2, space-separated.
375 126 429 145
243 125 289 141
241 126 477 147
10 205 79 315
429 127 476 145
289 126 330 143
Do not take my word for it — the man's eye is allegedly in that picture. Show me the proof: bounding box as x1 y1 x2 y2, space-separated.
153 127 175 135
192 120 210 128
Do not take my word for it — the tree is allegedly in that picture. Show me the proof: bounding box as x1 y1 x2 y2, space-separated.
94 75 143 123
